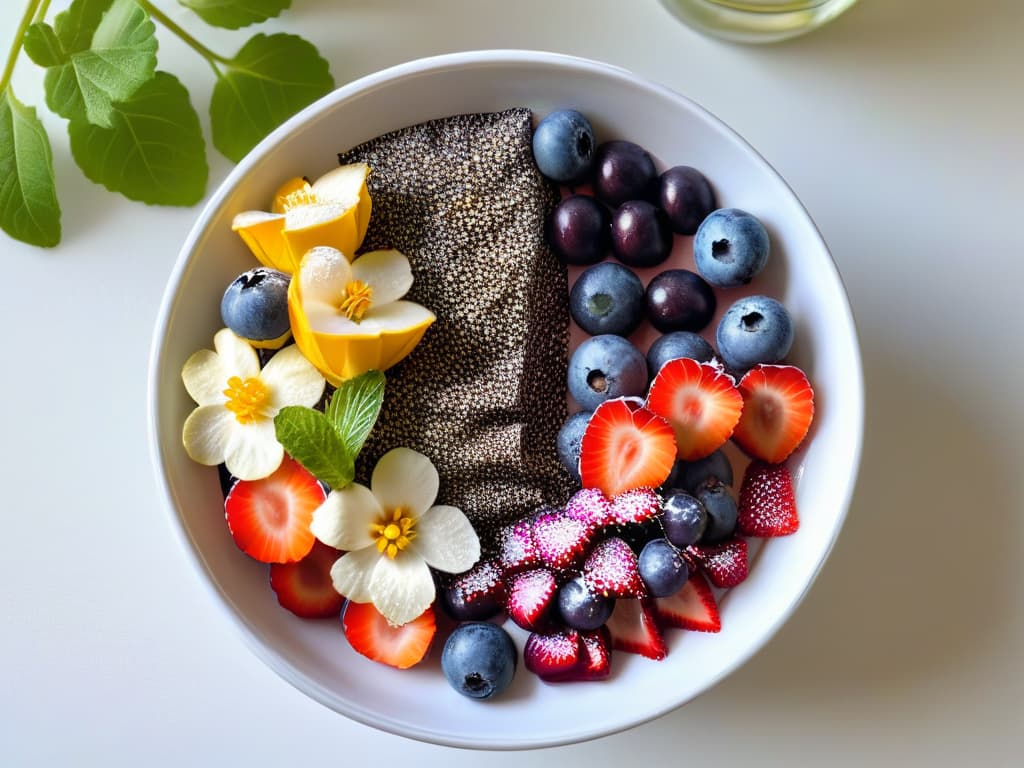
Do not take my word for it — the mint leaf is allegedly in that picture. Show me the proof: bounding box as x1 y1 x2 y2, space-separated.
68 72 207 206
326 371 386 458
274 406 354 490
44 0 157 128
0 89 61 248
179 0 292 30
209 33 333 162
24 24 65 67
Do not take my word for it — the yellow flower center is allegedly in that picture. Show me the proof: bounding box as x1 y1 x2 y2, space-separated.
371 508 417 559
280 187 319 211
339 279 373 322
223 375 269 424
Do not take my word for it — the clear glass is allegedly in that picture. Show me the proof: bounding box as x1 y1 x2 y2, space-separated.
659 0 859 43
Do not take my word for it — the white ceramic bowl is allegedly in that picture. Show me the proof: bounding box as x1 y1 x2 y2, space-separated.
148 50 863 750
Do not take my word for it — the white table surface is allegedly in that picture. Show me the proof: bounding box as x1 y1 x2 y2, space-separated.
3 0 1022 764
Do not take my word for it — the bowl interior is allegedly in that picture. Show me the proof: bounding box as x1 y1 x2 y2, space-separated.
149 50 863 749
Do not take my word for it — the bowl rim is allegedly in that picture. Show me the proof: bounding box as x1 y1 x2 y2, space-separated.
147 48 864 750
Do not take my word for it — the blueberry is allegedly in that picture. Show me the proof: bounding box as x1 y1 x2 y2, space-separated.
532 109 595 184
716 295 794 371
592 140 659 207
569 262 646 336
610 200 673 268
660 491 707 547
556 410 592 481
558 577 614 630
547 194 611 266
647 331 716 378
659 166 716 235
645 269 716 333
696 481 738 543
638 538 690 597
220 267 291 343
694 208 769 288
665 449 734 493
441 622 518 700
568 335 648 411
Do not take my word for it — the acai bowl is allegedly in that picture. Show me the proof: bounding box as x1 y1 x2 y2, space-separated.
147 50 863 750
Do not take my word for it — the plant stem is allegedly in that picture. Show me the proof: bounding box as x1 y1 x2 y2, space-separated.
0 0 44 94
33 0 51 24
137 0 228 73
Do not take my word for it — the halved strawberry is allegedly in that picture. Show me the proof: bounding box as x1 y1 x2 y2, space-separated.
532 507 592 571
687 538 749 588
524 629 581 680
495 516 540 574
269 540 345 618
609 487 661 526
580 399 676 498
546 627 613 682
645 358 743 461
738 460 799 537
506 567 559 632
224 456 326 563
341 601 436 670
653 571 721 632
583 537 646 598
564 487 614 531
605 598 666 660
732 364 814 463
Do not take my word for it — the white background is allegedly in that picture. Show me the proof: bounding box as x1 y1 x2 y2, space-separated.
2 0 1022 765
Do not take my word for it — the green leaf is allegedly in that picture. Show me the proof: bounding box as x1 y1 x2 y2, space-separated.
0 89 61 248
68 72 208 206
326 371 386 458
24 23 65 67
44 0 157 128
178 0 292 30
274 406 354 490
209 33 333 162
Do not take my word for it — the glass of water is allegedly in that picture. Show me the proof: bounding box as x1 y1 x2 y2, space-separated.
659 0 858 43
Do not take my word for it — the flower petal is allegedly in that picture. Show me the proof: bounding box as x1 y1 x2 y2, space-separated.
181 405 235 466
371 447 439 517
330 546 379 603
359 300 436 333
222 418 283 480
260 345 326 412
181 349 230 406
369 553 435 626
213 328 260 379
298 246 352 306
350 249 413 306
310 483 381 551
303 300 366 337
410 505 481 574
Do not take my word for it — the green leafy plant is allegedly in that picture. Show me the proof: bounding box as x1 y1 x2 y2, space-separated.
1 0 335 248
275 370 386 491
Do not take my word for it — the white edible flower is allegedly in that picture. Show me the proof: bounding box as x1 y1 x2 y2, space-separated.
181 328 326 480
311 447 480 626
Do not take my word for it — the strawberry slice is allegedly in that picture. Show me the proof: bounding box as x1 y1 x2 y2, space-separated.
545 627 613 682
652 571 721 632
732 364 815 463
564 487 615 531
645 358 743 461
269 540 345 618
605 598 667 660
583 537 646 598
579 398 676 498
495 516 541 574
224 456 326 563
738 460 800 537
524 629 581 680
687 538 749 588
532 507 593 571
442 559 507 621
341 601 436 670
506 567 559 632
609 487 661 526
